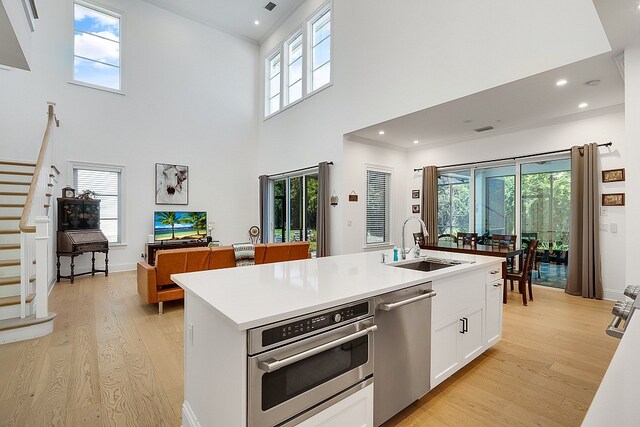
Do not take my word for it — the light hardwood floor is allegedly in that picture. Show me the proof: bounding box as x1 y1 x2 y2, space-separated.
0 272 618 426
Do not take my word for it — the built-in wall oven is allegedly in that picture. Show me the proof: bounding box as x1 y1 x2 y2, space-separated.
247 298 376 427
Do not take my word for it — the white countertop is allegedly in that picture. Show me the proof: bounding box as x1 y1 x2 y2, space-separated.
171 249 502 330
582 313 639 426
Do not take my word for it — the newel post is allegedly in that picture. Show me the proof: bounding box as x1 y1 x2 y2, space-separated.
35 216 50 318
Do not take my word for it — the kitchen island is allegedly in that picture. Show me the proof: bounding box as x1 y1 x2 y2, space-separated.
172 249 503 427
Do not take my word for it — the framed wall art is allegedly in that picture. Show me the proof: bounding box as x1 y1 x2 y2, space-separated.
156 163 189 205
602 168 625 183
412 190 420 199
412 204 420 214
602 193 625 207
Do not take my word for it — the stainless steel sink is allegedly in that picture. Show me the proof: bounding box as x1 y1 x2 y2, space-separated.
390 258 469 272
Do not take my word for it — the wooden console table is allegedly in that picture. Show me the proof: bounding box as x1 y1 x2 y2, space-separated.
145 240 209 266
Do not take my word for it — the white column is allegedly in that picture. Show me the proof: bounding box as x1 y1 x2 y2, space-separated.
625 36 640 285
35 216 50 318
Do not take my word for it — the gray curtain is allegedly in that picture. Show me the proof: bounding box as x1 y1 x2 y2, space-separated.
566 143 603 299
258 175 269 243
317 162 330 257
421 166 438 244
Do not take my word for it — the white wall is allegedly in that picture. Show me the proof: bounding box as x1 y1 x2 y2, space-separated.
342 140 409 254
0 0 259 273
258 0 612 256
403 109 626 299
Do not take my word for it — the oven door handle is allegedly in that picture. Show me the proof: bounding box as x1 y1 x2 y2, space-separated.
377 290 437 312
257 325 378 373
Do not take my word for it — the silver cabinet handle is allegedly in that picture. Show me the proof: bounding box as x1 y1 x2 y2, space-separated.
489 270 500 274
493 283 502 287
257 325 378 373
377 291 437 312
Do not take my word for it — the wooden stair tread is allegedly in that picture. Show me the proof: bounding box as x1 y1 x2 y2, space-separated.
0 191 28 196
0 230 20 235
0 161 36 167
44 204 50 208
0 216 21 220
0 276 20 286
0 312 56 332
0 203 25 208
0 259 20 267
0 244 20 250
51 165 60 175
45 193 52 197
0 170 33 176
0 181 30 186
0 294 35 307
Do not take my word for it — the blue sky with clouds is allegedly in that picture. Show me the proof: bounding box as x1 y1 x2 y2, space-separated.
74 4 120 90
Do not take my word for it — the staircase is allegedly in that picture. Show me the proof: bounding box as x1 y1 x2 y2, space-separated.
0 104 58 344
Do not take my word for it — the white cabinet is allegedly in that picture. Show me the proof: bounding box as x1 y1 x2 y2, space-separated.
431 304 485 388
485 279 504 347
430 262 502 389
297 383 373 427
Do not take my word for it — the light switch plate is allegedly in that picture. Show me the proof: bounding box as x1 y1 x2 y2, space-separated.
601 207 608 216
611 223 618 233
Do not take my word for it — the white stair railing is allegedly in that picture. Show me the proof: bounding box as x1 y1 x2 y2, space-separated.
18 103 59 319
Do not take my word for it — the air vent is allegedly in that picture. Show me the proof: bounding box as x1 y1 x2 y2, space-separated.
265 2 277 11
474 126 494 133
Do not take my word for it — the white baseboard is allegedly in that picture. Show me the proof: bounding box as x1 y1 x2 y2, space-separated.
0 318 53 344
57 262 136 277
603 288 624 301
182 401 201 427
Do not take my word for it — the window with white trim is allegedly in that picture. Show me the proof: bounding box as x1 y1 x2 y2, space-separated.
266 51 282 115
73 1 121 91
285 32 303 105
263 2 331 118
309 6 331 92
366 169 391 245
73 165 123 243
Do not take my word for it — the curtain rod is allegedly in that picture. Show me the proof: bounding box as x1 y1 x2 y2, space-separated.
413 142 612 172
265 161 333 178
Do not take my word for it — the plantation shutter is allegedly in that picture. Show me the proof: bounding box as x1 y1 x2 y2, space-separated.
75 169 120 243
366 170 390 244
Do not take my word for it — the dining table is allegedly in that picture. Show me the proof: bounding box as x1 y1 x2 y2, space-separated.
420 241 525 304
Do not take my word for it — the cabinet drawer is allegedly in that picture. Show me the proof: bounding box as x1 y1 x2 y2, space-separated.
485 264 502 284
432 269 484 322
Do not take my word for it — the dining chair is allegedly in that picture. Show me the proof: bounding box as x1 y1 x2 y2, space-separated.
505 239 538 306
490 234 516 250
456 232 477 246
437 233 456 243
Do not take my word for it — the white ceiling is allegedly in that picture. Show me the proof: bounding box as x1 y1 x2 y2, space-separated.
346 0 640 150
140 0 304 43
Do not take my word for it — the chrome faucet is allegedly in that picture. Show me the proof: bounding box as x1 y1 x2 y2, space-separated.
401 217 429 260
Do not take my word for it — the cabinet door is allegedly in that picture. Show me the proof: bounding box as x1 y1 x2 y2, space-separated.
82 200 101 229
485 280 503 347
296 383 373 427
58 199 84 230
431 318 462 388
460 306 484 366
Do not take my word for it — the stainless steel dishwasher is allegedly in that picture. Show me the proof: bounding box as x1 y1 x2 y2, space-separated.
373 282 436 426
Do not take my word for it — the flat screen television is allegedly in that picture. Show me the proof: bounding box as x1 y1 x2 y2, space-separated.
154 211 207 241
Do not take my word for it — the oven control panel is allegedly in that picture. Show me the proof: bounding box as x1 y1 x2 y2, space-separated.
260 301 370 348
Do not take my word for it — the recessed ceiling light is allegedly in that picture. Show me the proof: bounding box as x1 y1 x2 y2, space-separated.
378 130 385 135
585 79 601 87
463 119 473 123
578 102 588 108
254 20 260 25
413 140 419 144
556 79 567 86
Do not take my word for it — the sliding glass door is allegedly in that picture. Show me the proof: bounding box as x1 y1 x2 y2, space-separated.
437 170 471 236
520 159 571 288
474 165 515 237
271 172 318 254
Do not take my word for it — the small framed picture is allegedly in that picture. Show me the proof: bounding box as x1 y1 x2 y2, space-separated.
602 193 625 206
412 190 420 199
412 204 420 214
602 168 625 183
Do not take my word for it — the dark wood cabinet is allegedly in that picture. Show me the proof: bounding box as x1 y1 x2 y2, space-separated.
56 198 108 283
57 198 101 230
145 240 209 266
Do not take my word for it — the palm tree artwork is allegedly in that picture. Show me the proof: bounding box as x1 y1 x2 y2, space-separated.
183 212 207 236
156 211 179 240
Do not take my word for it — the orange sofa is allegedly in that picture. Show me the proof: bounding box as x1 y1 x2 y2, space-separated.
137 242 310 313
